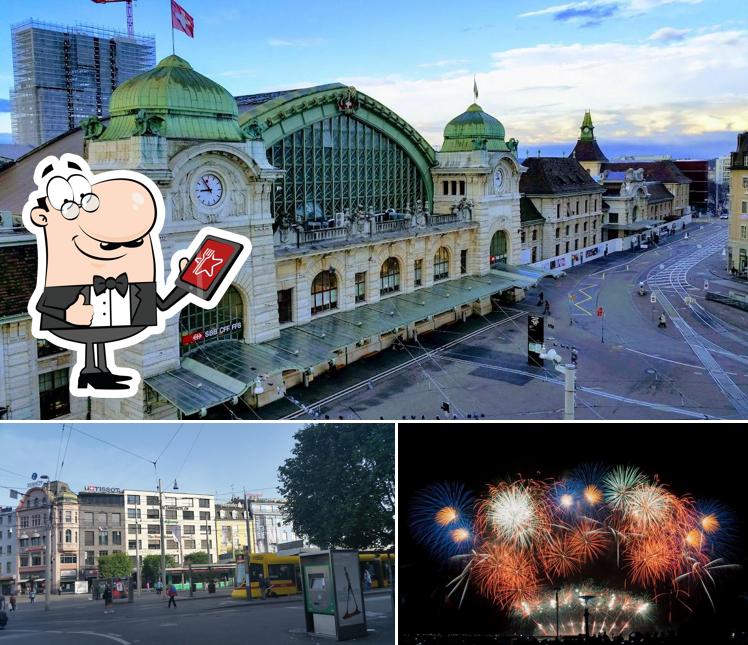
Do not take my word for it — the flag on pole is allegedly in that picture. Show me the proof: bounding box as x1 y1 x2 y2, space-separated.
170 525 182 542
10 489 19 499
171 0 194 38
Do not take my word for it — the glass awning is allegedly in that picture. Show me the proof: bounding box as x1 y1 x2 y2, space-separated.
179 272 527 400
145 366 246 417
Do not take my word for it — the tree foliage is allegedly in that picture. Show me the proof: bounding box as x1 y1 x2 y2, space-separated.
141 554 176 585
98 551 132 579
278 423 394 549
184 551 210 565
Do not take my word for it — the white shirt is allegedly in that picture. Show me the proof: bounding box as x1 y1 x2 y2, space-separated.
90 285 132 327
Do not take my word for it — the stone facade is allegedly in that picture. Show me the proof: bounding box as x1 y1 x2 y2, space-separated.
728 133 748 273
0 507 16 593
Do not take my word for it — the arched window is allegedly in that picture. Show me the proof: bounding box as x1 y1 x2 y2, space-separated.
311 270 338 314
380 258 401 295
65 529 72 543
489 231 508 265
433 247 450 281
180 285 244 355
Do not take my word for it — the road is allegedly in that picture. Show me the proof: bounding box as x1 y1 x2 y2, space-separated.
0 590 394 644
254 220 748 420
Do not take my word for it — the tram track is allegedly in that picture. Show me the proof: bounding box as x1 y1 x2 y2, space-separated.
645 229 748 417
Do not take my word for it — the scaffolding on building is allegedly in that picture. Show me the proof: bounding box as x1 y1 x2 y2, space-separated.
10 20 156 147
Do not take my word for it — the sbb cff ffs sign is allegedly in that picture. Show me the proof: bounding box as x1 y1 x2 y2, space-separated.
527 314 544 366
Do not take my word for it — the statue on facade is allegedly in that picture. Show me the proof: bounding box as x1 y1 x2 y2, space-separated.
451 197 474 221
506 138 519 154
338 87 359 115
241 120 264 141
415 200 427 226
133 110 165 136
80 116 105 140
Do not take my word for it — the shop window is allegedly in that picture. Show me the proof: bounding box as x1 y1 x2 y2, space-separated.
433 247 450 281
311 270 338 314
277 289 293 324
39 368 70 419
355 272 366 303
380 258 401 295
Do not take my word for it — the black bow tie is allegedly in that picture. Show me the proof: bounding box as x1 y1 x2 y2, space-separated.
93 273 129 297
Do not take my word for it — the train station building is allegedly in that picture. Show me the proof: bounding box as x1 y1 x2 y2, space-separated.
0 55 546 420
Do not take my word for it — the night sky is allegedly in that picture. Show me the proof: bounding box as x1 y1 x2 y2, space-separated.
398 422 748 637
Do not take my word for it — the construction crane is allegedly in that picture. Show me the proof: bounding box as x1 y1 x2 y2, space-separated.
91 0 135 38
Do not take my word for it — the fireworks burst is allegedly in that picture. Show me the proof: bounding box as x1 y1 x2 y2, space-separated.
410 482 474 558
411 464 740 618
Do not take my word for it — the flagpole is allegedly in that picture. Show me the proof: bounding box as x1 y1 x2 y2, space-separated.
170 0 175 55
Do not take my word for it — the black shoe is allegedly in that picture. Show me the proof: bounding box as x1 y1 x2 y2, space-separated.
78 373 132 390
97 371 132 383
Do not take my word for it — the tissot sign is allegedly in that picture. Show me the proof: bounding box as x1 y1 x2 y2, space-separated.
85 485 123 494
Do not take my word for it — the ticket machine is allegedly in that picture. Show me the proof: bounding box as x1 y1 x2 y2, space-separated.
301 550 367 640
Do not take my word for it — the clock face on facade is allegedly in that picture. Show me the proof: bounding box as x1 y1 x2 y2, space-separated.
193 173 224 207
493 167 504 193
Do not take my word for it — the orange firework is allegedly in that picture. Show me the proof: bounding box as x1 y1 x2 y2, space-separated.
700 513 720 534
539 533 581 578
451 527 471 543
472 543 540 609
435 506 458 526
583 484 603 505
569 520 609 563
626 536 678 587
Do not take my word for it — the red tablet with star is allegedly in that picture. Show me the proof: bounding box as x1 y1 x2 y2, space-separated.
175 234 245 301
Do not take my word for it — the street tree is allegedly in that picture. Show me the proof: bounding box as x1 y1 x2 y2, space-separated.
141 554 176 585
278 423 394 549
184 551 210 565
99 551 132 579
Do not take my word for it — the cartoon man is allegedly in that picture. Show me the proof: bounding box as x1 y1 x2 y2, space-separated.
23 153 250 397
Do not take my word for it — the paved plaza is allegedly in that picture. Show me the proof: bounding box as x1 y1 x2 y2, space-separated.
254 220 748 421
0 589 394 644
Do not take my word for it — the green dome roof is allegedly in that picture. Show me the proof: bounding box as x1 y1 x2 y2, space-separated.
99 55 245 141
441 103 509 153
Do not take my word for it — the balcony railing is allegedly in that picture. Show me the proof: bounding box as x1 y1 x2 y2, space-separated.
373 219 410 234
427 213 460 226
294 225 349 247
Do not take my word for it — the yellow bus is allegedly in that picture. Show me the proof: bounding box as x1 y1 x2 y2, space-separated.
231 551 394 600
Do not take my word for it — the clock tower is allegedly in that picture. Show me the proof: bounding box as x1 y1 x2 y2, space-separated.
432 86 525 274
570 110 608 177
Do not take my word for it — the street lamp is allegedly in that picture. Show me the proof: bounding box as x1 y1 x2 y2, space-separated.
579 594 596 638
539 348 576 420
554 586 561 641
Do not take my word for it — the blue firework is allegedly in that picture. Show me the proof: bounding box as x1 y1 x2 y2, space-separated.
410 482 474 558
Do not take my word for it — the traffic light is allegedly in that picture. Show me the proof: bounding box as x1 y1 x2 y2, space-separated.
571 348 578 365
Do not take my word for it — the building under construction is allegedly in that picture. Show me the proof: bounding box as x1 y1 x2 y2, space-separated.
10 20 155 147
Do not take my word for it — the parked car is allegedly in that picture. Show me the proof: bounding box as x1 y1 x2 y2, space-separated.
720 214 729 220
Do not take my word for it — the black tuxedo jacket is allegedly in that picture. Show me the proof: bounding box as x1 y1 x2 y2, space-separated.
37 282 186 330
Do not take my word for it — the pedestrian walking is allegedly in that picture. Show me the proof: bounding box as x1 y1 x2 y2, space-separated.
103 584 114 614
28 590 35 604
0 593 5 612
155 580 163 596
537 291 544 306
9 593 16 612
363 568 372 591
658 313 667 328
166 584 178 608
258 575 272 599
543 300 551 316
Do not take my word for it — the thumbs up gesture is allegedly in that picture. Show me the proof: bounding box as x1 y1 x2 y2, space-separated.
65 293 94 326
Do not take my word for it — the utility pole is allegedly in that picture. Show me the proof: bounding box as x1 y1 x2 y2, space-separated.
135 522 141 594
243 489 253 602
562 364 576 421
158 479 167 591
44 490 53 611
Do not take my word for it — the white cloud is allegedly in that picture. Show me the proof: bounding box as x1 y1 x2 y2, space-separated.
648 27 691 41
268 37 326 48
418 59 470 69
219 68 256 79
341 30 748 148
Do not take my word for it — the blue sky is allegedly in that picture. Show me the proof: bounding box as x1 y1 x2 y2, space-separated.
1 0 746 157
0 423 304 507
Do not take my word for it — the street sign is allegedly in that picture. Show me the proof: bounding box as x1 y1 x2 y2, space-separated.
597 307 604 317
650 294 657 304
